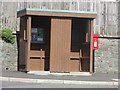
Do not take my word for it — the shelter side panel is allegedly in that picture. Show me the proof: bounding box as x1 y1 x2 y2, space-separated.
19 16 27 70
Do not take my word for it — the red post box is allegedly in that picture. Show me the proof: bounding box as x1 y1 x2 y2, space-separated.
93 34 99 50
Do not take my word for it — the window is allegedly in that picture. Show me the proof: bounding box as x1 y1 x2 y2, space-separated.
31 28 44 43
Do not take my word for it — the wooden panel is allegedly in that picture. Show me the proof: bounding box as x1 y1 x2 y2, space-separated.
19 16 27 69
82 43 90 57
26 16 47 71
70 52 90 59
81 59 90 72
19 42 26 65
70 51 89 72
26 16 31 71
90 20 94 73
70 52 80 59
30 16 51 71
70 60 80 72
70 18 91 72
50 18 71 72
30 50 45 58
28 59 44 70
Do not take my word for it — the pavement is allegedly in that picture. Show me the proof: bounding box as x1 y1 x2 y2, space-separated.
0 71 119 86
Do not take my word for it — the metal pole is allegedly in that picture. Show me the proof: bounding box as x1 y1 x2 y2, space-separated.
93 50 95 73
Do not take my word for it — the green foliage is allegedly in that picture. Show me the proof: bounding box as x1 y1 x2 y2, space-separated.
0 28 15 44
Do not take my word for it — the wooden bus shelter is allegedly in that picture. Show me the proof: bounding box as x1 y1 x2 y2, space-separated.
17 8 97 73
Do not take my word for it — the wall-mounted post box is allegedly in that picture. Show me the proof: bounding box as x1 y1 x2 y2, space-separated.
93 34 99 50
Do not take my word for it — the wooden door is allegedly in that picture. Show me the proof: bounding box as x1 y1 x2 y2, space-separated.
50 18 71 72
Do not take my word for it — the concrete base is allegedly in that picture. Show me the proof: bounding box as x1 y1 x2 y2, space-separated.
27 71 50 75
27 71 91 76
70 72 92 76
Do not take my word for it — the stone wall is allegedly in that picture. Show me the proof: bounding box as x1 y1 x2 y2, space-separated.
94 38 118 74
0 38 18 71
0 37 119 73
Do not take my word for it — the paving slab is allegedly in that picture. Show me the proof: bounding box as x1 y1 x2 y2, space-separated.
2 71 118 82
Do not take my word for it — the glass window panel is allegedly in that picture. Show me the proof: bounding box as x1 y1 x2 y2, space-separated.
31 28 44 43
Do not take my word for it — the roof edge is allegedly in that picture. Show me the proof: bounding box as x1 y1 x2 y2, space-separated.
26 8 97 14
17 8 97 18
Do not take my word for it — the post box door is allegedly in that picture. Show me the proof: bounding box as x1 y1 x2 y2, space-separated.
93 34 99 50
